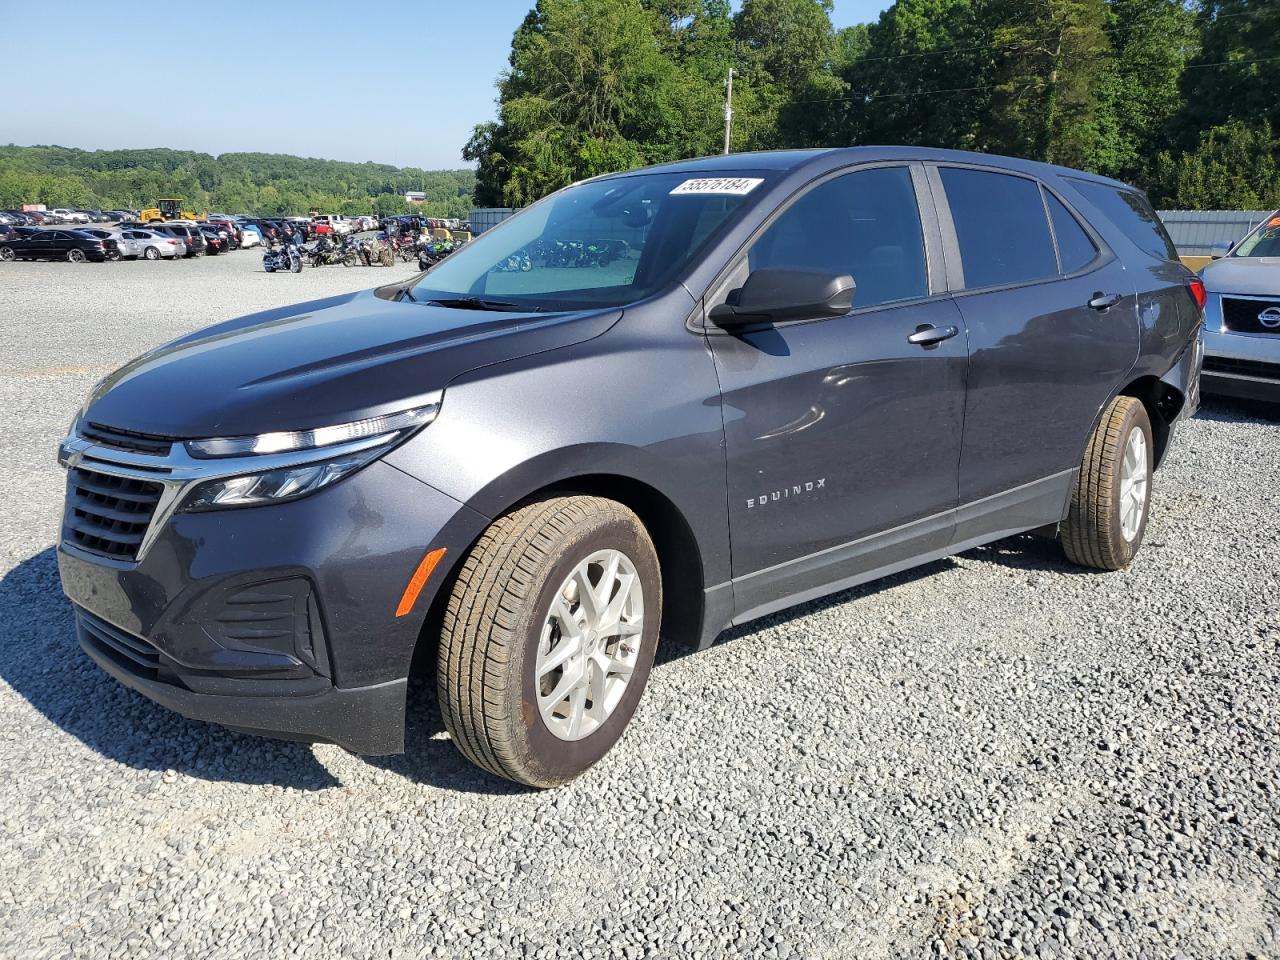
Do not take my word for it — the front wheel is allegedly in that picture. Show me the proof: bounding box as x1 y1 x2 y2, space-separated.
1061 395 1153 570
438 496 661 788
289 255 302 274
143 246 160 261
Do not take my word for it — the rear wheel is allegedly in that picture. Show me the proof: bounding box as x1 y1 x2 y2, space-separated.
438 496 661 788
0 247 14 262
1061 396 1153 570
67 249 87 263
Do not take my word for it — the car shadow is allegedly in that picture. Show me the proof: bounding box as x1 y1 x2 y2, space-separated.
0 548 339 790
0 530 1102 796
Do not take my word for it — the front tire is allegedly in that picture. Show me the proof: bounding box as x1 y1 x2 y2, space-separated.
1061 396 1153 570
438 496 661 788
143 246 160 261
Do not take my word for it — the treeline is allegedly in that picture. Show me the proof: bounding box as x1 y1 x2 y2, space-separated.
467 0 1279 210
0 146 476 218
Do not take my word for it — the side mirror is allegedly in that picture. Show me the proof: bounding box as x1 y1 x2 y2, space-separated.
1209 241 1232 260
709 268 855 329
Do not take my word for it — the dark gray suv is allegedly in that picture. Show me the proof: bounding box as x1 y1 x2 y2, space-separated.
57 148 1203 786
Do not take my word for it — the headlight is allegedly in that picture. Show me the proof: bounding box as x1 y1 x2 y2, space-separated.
181 452 375 511
185 404 438 459
178 400 439 512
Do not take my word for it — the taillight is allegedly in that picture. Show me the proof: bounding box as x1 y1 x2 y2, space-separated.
1187 278 1207 312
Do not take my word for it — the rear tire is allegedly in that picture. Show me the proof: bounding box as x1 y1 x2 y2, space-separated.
438 496 661 788
0 247 14 262
1061 396 1153 570
68 249 86 263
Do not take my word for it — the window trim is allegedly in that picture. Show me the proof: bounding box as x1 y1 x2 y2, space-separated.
926 161 1113 298
1040 184 1103 278
1063 176 1178 263
692 161 948 335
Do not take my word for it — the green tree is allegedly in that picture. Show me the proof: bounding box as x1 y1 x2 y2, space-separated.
1152 121 1280 208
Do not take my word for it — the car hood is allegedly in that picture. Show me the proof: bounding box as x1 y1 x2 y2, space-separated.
83 288 621 438
1200 257 1280 297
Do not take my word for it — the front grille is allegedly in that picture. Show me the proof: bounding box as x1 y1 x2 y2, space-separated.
64 467 164 561
78 609 160 680
1221 296 1280 336
1202 356 1280 381
79 421 172 456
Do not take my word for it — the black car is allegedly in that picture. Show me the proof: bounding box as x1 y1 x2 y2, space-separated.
148 223 207 257
198 225 227 254
57 147 1203 787
1 229 117 262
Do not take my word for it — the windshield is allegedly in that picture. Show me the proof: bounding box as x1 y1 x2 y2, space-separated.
409 172 767 310
1233 214 1280 258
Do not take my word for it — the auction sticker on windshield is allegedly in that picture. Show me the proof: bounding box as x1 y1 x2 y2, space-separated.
670 177 764 196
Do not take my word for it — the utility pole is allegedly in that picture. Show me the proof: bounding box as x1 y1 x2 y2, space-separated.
723 67 735 155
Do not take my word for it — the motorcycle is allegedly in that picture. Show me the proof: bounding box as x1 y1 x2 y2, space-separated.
263 240 303 274
417 239 456 271
356 234 394 267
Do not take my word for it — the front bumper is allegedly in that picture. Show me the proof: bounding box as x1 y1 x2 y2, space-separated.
58 460 489 753
76 606 408 753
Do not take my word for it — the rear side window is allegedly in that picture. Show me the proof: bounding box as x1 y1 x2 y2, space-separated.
1067 179 1177 261
1045 192 1098 273
940 168 1057 289
748 166 928 309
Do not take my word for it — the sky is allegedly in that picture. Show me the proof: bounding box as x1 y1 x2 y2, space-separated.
2 0 891 171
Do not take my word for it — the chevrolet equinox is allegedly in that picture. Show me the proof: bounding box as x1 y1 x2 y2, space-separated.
58 148 1204 787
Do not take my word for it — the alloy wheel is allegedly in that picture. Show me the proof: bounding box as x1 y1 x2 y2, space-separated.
1118 426 1149 542
535 549 644 741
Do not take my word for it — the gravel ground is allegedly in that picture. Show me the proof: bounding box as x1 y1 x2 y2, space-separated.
1 253 1278 959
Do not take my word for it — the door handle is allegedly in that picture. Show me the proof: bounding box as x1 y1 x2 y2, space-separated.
907 324 959 347
1088 292 1122 311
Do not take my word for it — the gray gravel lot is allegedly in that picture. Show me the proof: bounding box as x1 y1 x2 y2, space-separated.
1 252 1278 959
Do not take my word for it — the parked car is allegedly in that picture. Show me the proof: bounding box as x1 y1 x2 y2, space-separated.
0 229 116 262
237 223 263 249
1199 210 1280 401
80 228 139 259
25 210 56 224
0 224 39 242
50 209 90 224
121 228 186 259
56 147 1203 787
148 223 207 257
204 218 240 249
198 225 228 254
314 214 352 235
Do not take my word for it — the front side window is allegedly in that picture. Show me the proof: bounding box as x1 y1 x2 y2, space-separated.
746 166 928 310
940 167 1057 289
1067 179 1178 262
409 172 764 310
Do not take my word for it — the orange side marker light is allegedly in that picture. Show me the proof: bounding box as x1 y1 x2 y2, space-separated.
395 547 447 617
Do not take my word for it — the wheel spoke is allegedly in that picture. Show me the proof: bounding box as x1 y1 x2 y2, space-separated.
540 669 579 720
537 634 581 676
566 683 588 738
597 572 636 634
586 656 610 723
573 563 603 623
551 596 583 640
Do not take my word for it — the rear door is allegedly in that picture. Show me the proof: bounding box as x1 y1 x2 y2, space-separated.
929 164 1139 540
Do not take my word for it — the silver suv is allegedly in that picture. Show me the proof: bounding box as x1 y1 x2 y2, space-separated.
1200 211 1280 401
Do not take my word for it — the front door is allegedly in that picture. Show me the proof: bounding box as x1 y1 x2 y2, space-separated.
707 164 969 623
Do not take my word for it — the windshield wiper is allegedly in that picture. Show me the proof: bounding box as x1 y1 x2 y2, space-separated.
425 297 538 312
400 285 418 303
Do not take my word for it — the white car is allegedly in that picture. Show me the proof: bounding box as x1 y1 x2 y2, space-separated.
1200 210 1280 402
51 209 90 224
